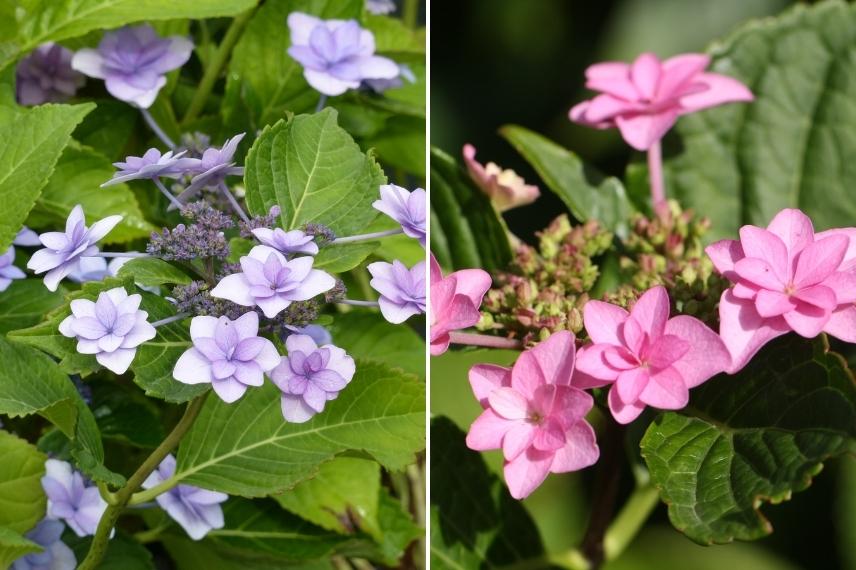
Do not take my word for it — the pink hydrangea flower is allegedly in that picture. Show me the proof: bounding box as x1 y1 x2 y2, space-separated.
465 331 599 499
706 208 856 372
462 144 540 211
570 52 753 151
429 254 491 355
576 286 730 424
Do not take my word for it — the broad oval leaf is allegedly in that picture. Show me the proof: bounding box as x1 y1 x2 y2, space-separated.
0 430 47 534
0 280 65 335
313 242 380 274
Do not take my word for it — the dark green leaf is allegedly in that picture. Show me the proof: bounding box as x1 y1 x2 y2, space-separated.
0 280 65 335
91 382 165 448
73 100 138 161
66 532 154 570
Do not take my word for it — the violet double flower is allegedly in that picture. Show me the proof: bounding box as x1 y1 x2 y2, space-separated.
270 334 356 423
11 519 76 570
368 260 426 324
251 228 319 256
16 43 85 106
373 185 426 247
173 133 246 206
102 148 197 187
41 459 107 537
0 247 25 292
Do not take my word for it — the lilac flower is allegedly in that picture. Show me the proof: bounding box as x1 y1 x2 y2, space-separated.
172 133 245 206
0 247 25 292
251 228 319 256
173 312 281 403
211 245 335 319
366 0 396 15
71 25 193 108
367 260 426 323
363 63 415 93
373 185 426 246
102 149 196 187
142 454 227 540
11 519 76 570
41 459 107 537
58 287 157 374
27 205 122 292
270 334 355 423
15 43 85 106
287 13 399 96
14 227 42 247
287 324 332 346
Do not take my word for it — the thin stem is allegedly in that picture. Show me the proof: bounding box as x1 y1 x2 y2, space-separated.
97 482 119 505
151 313 191 328
580 420 624 570
182 8 256 125
337 299 380 307
218 182 250 223
133 522 170 544
332 228 404 244
153 178 185 210
402 0 419 29
96 252 150 258
78 395 208 570
315 94 328 113
647 140 666 212
448 331 524 350
140 108 176 149
603 482 659 560
407 463 426 570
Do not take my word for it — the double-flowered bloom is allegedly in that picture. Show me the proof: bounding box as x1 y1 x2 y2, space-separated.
706 208 856 372
576 286 730 423
368 260 426 324
466 331 599 499
72 25 193 108
59 287 157 374
211 245 335 319
142 455 228 540
251 228 319 256
27 205 122 291
101 148 197 187
270 334 356 423
172 133 246 206
0 247 25 292
287 12 399 96
41 459 108 538
173 312 281 403
429 255 491 355
16 43 85 106
373 185 427 246
11 519 76 570
463 144 540 211
570 52 753 151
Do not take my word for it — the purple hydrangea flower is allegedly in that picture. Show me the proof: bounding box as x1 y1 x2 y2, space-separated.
367 260 426 323
15 43 85 106
251 228 319 256
363 63 415 93
27 205 122 292
141 454 228 540
211 245 335 319
71 25 193 109
286 324 332 346
366 0 396 15
0 247 25 292
270 334 355 423
173 312 281 403
14 227 42 247
58 287 156 374
373 185 426 246
102 149 197 187
287 13 399 96
171 133 246 207
11 519 76 570
41 459 107 537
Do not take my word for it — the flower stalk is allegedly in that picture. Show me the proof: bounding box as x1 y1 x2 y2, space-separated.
332 228 404 244
140 108 176 149
448 331 524 350
153 177 185 209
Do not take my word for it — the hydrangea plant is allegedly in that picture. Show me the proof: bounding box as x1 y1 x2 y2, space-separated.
0 2 425 569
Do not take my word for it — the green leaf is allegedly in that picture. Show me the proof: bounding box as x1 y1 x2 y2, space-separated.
313 242 380 273
430 147 512 271
0 431 47 535
0 0 258 72
116 258 192 287
244 109 386 237
366 115 426 177
91 382 166 449
72 99 138 161
500 124 632 235
0 102 93 250
66 532 154 570
659 0 856 241
0 280 65 335
28 143 156 244
364 14 425 57
430 417 552 569
641 335 856 544
0 527 39 570
174 361 424 496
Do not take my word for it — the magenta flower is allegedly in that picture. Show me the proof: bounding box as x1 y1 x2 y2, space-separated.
16 43 85 106
0 247 25 292
576 286 730 424
466 331 599 500
102 148 196 187
287 13 399 96
211 245 335 318
706 208 856 372
251 228 319 256
41 459 107 537
27 205 122 291
71 25 192 108
429 254 491 355
270 334 356 423
173 312 281 403
367 260 426 324
142 455 228 540
58 287 156 374
570 52 753 152
463 144 540 211
372 185 426 246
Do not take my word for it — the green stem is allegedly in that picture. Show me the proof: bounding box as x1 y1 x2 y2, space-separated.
133 522 170 544
78 395 208 570
603 482 659 560
182 8 255 125
402 0 419 30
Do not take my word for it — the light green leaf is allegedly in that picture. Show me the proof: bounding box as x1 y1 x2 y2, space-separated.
313 242 380 273
500 124 632 235
366 115 426 177
0 280 65 335
641 335 856 544
0 527 39 570
175 361 424 496
0 431 47 535
117 258 192 287
364 487 422 566
0 102 93 250
244 109 387 237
